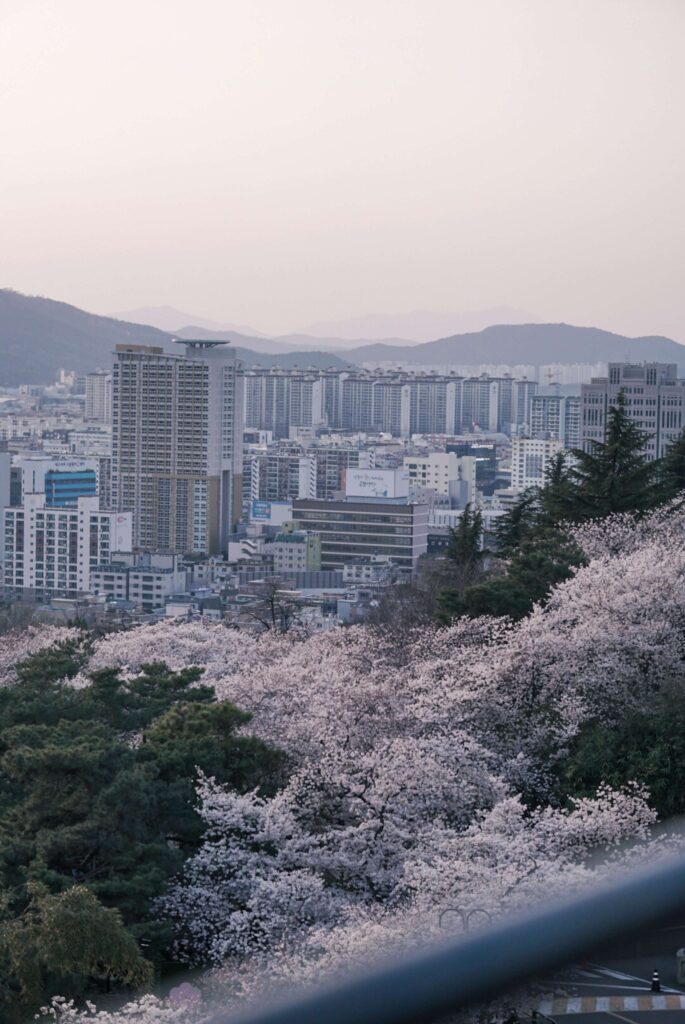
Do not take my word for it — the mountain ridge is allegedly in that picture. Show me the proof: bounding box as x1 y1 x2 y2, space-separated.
1 291 685 385
344 323 685 367
0 291 355 384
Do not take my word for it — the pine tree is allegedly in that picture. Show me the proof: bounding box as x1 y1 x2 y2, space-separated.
567 391 658 519
438 504 485 617
493 489 541 553
658 428 685 503
539 450 575 525
445 503 483 567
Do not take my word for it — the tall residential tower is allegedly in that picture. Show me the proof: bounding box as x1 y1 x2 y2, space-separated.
112 340 243 555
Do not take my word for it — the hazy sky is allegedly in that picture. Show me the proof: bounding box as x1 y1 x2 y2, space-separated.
1 0 683 338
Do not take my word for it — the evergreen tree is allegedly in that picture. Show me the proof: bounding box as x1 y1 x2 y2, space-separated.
539 450 575 525
0 646 284 1017
657 428 685 503
455 527 584 621
445 503 483 567
566 391 657 519
438 505 485 616
493 489 541 553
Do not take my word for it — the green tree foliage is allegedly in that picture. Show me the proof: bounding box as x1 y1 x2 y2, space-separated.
539 450 576 525
567 391 657 520
438 505 486 616
557 698 685 820
441 396 660 623
445 503 484 568
657 428 685 503
0 884 152 1015
447 528 584 621
493 489 541 553
0 642 283 1017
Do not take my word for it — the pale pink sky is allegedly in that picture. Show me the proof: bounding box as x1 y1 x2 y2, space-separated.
0 0 683 339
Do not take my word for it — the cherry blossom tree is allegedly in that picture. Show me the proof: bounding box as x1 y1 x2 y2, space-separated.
8 501 685 1021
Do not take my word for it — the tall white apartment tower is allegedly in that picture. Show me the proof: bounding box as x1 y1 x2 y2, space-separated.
112 340 244 555
85 371 113 423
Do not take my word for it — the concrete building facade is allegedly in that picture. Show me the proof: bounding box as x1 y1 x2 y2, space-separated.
581 363 685 461
112 341 243 555
3 494 132 599
292 497 429 571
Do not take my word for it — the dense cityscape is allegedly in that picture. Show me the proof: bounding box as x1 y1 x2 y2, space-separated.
2 346 682 631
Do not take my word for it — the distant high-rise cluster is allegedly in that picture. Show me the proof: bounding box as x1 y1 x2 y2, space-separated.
243 368 538 439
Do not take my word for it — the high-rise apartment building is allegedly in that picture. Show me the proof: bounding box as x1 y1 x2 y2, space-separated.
581 362 685 460
531 394 581 448
243 368 536 438
112 340 243 555
313 445 375 498
339 375 375 431
85 371 113 423
246 449 317 503
244 368 324 439
372 380 411 437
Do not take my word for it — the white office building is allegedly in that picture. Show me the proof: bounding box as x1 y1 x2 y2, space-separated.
581 362 685 461
403 452 477 503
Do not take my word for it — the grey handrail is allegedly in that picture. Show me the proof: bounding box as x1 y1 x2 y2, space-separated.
211 853 685 1024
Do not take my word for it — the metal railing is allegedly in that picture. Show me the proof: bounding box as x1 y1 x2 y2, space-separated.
211 853 685 1024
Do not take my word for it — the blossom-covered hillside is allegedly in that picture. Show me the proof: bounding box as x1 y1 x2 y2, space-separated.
4 502 685 1023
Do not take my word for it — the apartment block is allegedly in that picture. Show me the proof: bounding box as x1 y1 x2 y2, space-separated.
3 494 132 599
90 552 187 611
272 528 322 572
511 437 565 492
531 394 581 448
112 340 243 555
85 371 113 423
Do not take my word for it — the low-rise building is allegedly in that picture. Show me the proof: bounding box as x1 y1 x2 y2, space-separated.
90 552 187 611
272 527 322 572
292 497 429 571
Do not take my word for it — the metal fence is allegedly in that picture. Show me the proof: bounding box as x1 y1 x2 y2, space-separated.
210 854 685 1024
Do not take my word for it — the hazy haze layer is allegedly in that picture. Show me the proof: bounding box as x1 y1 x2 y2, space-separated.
0 0 683 339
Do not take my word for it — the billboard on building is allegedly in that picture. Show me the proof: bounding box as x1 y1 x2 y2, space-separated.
345 468 410 499
112 513 133 553
250 499 293 525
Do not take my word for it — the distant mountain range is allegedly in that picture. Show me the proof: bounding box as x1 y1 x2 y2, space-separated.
2 290 685 386
119 303 545 348
299 306 544 343
345 323 685 367
0 291 355 385
114 305 269 338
